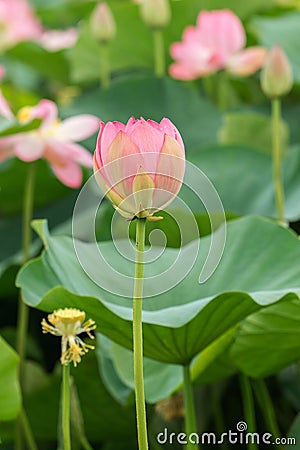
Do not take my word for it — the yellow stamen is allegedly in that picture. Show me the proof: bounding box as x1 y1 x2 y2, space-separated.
41 308 96 367
17 106 33 124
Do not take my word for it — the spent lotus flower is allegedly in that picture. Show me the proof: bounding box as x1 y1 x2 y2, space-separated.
93 117 185 220
169 9 267 80
0 98 99 188
42 308 96 367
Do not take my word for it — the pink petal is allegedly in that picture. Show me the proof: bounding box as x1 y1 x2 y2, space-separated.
128 119 164 155
103 131 144 197
0 66 5 80
153 135 185 209
0 136 16 162
159 118 185 153
51 160 83 188
128 120 165 174
38 28 78 52
30 99 58 129
100 121 126 166
227 47 268 76
55 115 99 141
169 63 205 80
46 140 93 167
196 10 245 58
14 134 44 162
0 89 14 120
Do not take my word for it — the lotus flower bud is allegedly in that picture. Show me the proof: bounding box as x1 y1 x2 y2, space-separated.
93 117 185 220
90 2 116 44
260 45 293 98
140 0 171 30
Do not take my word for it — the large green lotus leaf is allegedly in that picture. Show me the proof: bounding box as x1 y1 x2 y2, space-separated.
250 12 300 82
0 336 21 421
96 334 133 405
230 299 300 378
186 145 300 221
191 327 237 384
103 328 237 403
64 76 221 151
17 216 300 364
109 340 182 404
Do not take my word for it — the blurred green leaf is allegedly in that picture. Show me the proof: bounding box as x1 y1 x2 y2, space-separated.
64 76 222 151
231 299 300 377
0 336 21 421
218 112 289 155
96 334 132 405
191 327 237 383
196 0 276 18
251 12 300 82
187 145 300 221
7 42 70 83
109 340 182 403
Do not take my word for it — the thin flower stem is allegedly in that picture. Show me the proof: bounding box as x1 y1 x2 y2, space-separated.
80 437 94 450
19 408 38 450
252 379 284 450
100 43 110 90
62 364 71 450
183 364 199 450
239 374 258 450
17 162 36 382
16 162 37 450
271 98 285 223
133 218 148 450
153 29 165 77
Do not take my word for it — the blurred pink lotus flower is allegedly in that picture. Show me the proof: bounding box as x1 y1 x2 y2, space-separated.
169 9 267 80
0 99 99 188
0 66 14 120
94 117 185 220
39 28 78 52
0 0 42 51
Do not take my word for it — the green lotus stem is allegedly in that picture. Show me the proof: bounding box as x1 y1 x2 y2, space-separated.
62 364 71 450
17 162 36 381
133 218 148 450
16 162 37 450
100 43 110 90
211 384 229 449
153 29 165 77
19 408 38 450
271 98 285 223
252 379 284 450
239 374 258 450
183 364 199 450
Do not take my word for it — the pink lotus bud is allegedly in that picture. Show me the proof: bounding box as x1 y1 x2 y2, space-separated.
93 117 185 220
90 2 116 44
260 45 293 98
140 0 171 30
